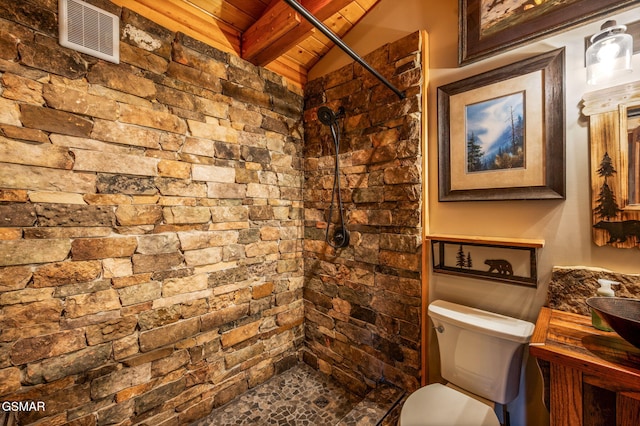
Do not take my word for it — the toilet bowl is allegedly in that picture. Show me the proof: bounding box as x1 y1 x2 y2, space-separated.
399 383 499 426
399 300 534 426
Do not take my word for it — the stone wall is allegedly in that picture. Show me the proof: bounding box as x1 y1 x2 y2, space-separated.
302 32 424 393
547 266 640 315
0 0 304 424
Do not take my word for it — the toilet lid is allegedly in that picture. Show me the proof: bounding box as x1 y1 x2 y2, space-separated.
400 383 500 426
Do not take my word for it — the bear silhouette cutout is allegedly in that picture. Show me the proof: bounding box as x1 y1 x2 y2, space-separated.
593 220 640 243
484 259 513 275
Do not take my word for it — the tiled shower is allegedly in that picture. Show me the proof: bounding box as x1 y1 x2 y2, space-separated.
0 1 424 424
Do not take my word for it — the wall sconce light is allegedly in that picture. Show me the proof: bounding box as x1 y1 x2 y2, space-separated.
586 20 633 85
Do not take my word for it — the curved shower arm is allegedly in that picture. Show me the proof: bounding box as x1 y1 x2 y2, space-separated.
282 0 406 100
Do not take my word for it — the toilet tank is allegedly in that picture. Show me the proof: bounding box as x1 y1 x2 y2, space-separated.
429 300 535 405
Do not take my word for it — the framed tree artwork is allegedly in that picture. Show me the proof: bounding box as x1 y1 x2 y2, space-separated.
438 48 565 201
459 0 638 65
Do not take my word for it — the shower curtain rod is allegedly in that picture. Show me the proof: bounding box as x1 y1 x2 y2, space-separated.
282 0 406 100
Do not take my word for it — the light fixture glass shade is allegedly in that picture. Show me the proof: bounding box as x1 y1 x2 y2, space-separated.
586 20 633 85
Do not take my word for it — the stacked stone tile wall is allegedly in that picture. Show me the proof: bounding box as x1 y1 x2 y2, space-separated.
0 0 304 424
547 266 640 314
302 32 424 394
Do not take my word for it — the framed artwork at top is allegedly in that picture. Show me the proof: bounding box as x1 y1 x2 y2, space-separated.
459 0 638 65
438 48 565 201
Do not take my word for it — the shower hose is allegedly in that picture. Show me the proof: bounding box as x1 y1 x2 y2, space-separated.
318 106 350 249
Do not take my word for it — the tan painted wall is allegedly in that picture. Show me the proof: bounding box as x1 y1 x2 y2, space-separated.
310 1 640 424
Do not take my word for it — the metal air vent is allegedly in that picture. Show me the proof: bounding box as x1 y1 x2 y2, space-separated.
59 0 119 63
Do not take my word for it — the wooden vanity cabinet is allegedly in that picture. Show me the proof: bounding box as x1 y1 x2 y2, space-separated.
530 307 640 426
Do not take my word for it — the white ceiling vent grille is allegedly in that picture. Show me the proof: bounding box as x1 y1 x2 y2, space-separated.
59 0 119 63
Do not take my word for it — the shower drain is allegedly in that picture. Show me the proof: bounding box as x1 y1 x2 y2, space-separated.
313 396 330 408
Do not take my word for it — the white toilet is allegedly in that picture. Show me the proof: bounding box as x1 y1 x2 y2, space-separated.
400 300 535 426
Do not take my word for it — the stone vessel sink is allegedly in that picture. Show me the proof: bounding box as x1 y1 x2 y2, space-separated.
586 297 640 349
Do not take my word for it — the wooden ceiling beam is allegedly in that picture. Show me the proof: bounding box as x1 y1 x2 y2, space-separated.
241 2 302 62
242 0 353 66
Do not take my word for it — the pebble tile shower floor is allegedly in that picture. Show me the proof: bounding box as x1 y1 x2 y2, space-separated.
191 363 405 426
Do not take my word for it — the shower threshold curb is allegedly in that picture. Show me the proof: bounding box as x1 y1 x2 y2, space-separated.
336 382 406 426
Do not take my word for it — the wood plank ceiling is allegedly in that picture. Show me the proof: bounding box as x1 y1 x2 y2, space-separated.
110 0 381 88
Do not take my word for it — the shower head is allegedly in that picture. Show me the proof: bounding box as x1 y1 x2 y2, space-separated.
317 106 336 125
317 106 345 126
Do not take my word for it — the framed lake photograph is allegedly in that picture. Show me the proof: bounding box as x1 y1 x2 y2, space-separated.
438 48 565 201
459 0 638 65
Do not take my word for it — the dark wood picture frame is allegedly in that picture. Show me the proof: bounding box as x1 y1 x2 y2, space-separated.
459 0 637 65
438 48 565 202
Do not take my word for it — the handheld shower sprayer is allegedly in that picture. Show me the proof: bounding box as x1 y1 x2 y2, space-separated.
317 106 345 126
318 106 350 249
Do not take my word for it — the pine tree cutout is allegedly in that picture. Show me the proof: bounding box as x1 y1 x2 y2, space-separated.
595 182 622 219
456 245 465 268
597 152 616 178
595 152 622 219
466 252 473 269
